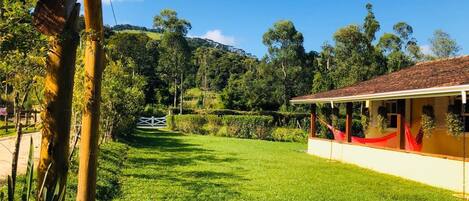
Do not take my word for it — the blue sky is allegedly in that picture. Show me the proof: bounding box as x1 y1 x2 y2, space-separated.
97 0 469 58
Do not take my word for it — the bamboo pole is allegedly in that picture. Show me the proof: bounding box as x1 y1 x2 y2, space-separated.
36 4 80 200
76 0 105 200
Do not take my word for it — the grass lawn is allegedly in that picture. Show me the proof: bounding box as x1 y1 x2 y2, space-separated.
0 122 38 138
114 129 460 201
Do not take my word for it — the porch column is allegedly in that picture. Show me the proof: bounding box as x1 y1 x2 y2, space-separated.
309 104 317 138
345 102 353 142
397 99 406 149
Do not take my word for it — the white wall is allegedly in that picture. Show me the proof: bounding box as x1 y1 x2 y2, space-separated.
308 138 469 193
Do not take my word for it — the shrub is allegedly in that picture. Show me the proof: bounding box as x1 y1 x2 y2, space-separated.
172 115 207 134
142 104 167 117
222 115 273 139
203 115 223 134
271 127 308 143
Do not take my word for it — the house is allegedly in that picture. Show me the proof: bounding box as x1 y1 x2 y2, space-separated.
291 55 469 193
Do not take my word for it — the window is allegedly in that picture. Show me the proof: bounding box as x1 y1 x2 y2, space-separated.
385 101 397 128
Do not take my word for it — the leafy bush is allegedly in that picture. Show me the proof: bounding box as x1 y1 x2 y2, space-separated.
271 127 308 142
168 114 275 140
171 115 207 134
142 104 167 117
203 115 223 134
421 105 436 137
222 115 273 139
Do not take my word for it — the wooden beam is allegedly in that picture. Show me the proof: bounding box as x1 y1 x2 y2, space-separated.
345 102 353 143
309 104 317 138
397 99 406 149
76 0 105 200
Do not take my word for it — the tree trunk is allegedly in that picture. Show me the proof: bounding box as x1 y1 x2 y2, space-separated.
36 4 80 200
76 0 105 200
180 73 183 115
281 62 288 107
5 83 8 133
173 78 177 108
10 114 22 198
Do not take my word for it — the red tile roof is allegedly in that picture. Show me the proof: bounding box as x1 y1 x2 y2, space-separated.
292 55 469 102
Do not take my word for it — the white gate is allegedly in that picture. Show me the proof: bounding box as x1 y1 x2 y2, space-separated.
137 116 166 129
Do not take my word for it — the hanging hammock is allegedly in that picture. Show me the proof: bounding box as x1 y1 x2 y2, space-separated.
318 118 395 145
318 118 422 151
405 123 422 152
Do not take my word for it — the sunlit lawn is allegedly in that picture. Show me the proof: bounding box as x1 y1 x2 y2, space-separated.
0 121 38 138
114 129 459 201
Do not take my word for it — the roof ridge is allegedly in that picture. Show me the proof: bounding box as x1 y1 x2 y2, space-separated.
415 55 469 66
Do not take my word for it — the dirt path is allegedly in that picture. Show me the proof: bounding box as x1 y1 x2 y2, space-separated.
0 132 41 182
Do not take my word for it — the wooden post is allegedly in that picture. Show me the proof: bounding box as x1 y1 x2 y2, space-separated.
77 0 105 200
36 4 80 200
397 99 406 149
309 104 317 138
345 102 353 143
4 112 7 133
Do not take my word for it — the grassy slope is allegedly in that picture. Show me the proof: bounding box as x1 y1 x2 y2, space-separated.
115 129 459 201
117 30 161 40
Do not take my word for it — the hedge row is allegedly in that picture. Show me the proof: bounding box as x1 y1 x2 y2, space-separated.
168 108 310 128
167 114 308 143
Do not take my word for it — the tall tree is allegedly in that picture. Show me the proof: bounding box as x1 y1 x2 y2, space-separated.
154 9 191 114
363 3 380 43
262 20 306 107
429 29 461 58
393 22 422 60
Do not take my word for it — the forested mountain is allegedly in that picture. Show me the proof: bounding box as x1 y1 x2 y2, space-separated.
99 4 461 114
111 24 253 57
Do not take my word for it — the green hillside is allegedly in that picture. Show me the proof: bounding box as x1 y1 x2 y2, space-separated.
117 29 162 40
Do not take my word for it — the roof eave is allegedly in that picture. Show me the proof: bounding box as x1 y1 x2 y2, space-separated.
290 84 469 104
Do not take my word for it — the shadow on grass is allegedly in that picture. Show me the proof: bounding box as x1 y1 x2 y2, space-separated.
120 129 246 200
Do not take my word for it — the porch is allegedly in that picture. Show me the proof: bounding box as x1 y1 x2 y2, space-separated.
291 56 469 193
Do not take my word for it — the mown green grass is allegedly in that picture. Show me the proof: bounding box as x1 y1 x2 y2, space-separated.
115 129 459 201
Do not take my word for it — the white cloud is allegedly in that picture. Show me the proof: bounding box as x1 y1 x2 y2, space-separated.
196 30 236 46
420 45 432 55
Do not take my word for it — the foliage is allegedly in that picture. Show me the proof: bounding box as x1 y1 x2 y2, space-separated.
429 30 461 59
421 105 436 137
153 9 191 35
168 114 274 140
377 106 388 134
221 115 273 139
360 110 370 133
100 59 147 138
262 20 310 107
445 105 464 137
170 114 207 134
271 127 308 143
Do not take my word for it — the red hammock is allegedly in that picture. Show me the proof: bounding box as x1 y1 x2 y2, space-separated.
318 118 422 151
405 123 422 152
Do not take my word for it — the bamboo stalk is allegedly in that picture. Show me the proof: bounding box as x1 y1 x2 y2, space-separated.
76 0 105 200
